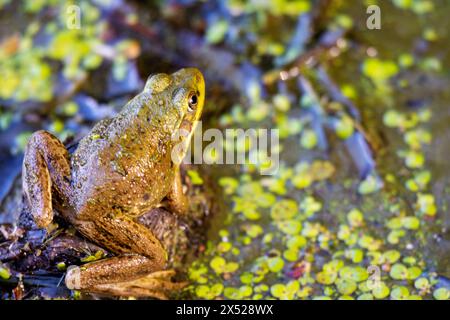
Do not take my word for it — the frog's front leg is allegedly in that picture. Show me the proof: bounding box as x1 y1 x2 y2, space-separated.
22 130 72 229
166 167 188 215
66 215 186 298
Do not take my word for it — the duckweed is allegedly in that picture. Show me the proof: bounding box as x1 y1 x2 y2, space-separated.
372 282 390 299
416 193 437 216
0 265 11 280
390 286 410 300
196 284 224 299
270 199 298 220
347 209 364 227
300 129 318 149
276 220 302 235
270 281 299 300
336 278 357 295
335 116 354 140
187 170 204 185
404 150 425 169
210 256 239 274
433 288 449 300
267 257 285 273
358 174 382 195
389 263 409 280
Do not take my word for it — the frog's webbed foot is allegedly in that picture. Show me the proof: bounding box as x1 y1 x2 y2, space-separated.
85 270 188 299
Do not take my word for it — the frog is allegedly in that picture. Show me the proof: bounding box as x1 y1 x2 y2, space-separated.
21 68 205 298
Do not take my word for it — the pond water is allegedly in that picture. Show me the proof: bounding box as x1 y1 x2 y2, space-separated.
0 0 449 300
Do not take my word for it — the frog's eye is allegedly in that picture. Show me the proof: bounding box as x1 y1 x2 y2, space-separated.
188 92 198 112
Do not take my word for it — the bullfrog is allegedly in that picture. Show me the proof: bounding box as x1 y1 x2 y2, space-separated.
21 68 205 298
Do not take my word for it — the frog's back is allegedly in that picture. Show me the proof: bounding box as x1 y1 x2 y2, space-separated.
69 93 174 216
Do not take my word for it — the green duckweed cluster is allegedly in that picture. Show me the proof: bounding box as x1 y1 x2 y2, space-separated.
186 0 447 301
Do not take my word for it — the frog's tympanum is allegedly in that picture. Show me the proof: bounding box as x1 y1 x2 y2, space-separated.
22 68 205 298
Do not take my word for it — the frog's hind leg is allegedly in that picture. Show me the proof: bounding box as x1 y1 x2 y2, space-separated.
22 130 72 229
66 215 185 298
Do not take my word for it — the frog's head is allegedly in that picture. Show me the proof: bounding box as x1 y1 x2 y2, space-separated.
144 68 205 161
145 67 205 132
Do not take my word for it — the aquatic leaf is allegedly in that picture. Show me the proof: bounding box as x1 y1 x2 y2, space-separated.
270 281 299 300
411 0 434 14
345 249 364 263
433 288 449 300
404 129 431 149
337 225 351 240
316 271 337 285
187 170 203 185
0 265 11 280
405 170 431 191
335 116 354 140
414 277 430 290
210 256 239 274
271 199 298 220
195 284 224 299
206 20 229 44
283 249 299 262
273 94 291 112
407 267 422 280
404 150 425 169
188 263 208 284
286 235 307 249
372 282 390 299
363 58 399 82
267 257 285 273
224 287 242 299
416 193 437 216
347 209 364 227
291 165 313 189
398 53 414 68
300 129 317 149
383 110 404 128
402 256 417 265
243 224 264 238
355 293 373 300
301 222 320 238
339 266 368 282
217 241 232 253
386 217 403 230
300 196 322 217
310 161 336 181
81 250 104 262
358 174 382 195
402 216 420 230
323 260 344 273
248 102 270 121
358 235 381 251
276 220 302 235
254 192 276 208
56 262 67 271
336 278 357 295
387 229 406 244
382 250 401 264
389 263 408 280
390 286 410 300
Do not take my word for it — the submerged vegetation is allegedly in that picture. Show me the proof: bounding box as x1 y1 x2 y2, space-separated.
0 0 449 300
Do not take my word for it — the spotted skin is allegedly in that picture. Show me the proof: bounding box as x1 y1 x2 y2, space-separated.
22 68 205 298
